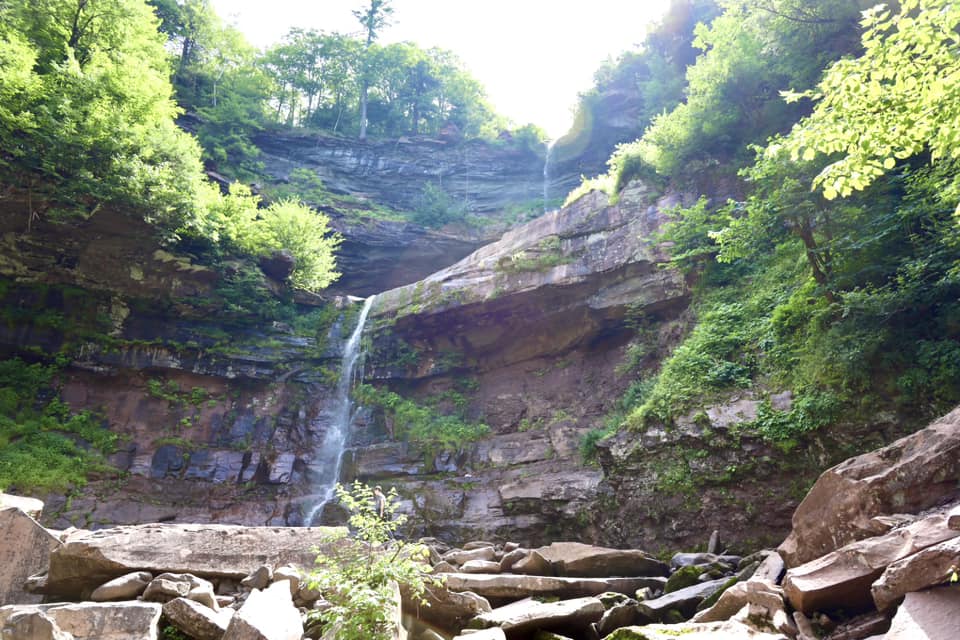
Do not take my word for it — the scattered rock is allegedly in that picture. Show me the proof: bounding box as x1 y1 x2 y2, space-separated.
470 596 604 637
162 597 234 640
499 548 528 573
596 600 644 636
822 611 890 640
90 572 152 602
1 609 74 640
779 406 960 566
0 602 162 640
272 566 301 597
0 507 62 605
636 577 734 622
871 535 960 611
606 620 789 639
535 543 669 578
142 576 189 603
783 511 959 614
693 580 785 624
512 551 552 576
453 628 506 640
444 547 496 566
431 561 458 574
664 566 702 593
242 565 273 590
671 553 740 570
882 587 960 639
406 584 491 631
461 560 502 574
444 573 666 600
223 580 302 640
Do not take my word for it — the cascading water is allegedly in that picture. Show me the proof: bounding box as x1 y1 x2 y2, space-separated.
304 294 376 525
543 140 554 213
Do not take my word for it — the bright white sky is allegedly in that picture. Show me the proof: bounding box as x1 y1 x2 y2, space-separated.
209 0 672 139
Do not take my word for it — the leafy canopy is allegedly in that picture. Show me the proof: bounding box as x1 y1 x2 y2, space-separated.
779 0 960 207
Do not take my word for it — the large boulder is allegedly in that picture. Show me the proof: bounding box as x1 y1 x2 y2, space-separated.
0 493 44 519
871 535 960 611
882 587 960 639
0 506 62 605
444 573 666 599
692 580 786 623
223 580 302 640
517 542 669 578
779 406 960 566
0 602 162 640
41 523 346 598
162 597 234 640
90 572 152 602
783 511 959 615
469 596 604 638
405 584 491 632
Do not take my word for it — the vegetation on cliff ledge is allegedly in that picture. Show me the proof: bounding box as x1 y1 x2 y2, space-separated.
586 0 960 448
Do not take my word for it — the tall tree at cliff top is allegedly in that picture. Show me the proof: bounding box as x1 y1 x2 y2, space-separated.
354 0 394 141
0 0 206 230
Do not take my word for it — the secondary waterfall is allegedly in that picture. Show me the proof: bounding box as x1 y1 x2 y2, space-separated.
305 294 376 525
543 140 554 213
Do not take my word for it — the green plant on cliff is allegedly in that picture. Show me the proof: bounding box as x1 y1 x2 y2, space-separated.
0 358 117 492
306 481 437 640
354 384 489 459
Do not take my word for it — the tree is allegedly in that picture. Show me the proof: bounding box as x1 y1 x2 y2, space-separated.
779 0 960 211
0 0 205 231
353 0 393 140
306 481 437 640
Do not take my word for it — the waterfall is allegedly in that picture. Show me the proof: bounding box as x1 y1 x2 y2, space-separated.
543 140 555 213
304 294 376 525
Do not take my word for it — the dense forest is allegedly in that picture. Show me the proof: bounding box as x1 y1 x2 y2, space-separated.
569 0 960 452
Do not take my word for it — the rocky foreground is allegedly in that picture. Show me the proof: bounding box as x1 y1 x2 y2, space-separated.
2 406 960 639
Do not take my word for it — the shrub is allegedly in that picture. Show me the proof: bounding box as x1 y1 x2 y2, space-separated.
306 482 438 640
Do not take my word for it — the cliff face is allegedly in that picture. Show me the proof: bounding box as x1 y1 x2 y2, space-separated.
256 131 545 216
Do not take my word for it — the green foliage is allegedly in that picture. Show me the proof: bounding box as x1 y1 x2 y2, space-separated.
412 182 466 228
307 481 438 640
0 0 205 230
354 384 489 459
780 0 960 208
497 236 572 274
195 183 342 291
0 358 117 492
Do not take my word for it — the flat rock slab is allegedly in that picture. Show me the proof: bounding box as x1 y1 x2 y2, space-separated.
0 493 44 519
606 620 789 639
637 577 733 621
43 523 347 598
453 628 506 640
779 405 960 566
0 507 62 605
0 601 162 640
783 512 959 615
871 535 960 611
471 596 603 637
883 587 960 640
163 597 234 640
527 542 669 578
444 573 666 599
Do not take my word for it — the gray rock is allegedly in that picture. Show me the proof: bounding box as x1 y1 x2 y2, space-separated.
779 405 960 566
0 493 44 519
431 561 458 574
444 573 667 600
605 620 789 639
871 535 960 611
163 597 234 640
0 507 62 606
41 523 347 599
0 602 162 640
272 566 301 597
470 596 604 636
671 553 740 570
90 572 152 602
1 609 74 640
693 580 785 624
499 548 527 573
444 546 496 566
453 628 506 640
405 584 491 631
242 565 273 590
882 587 960 639
142 577 189 603
512 550 552 576
223 580 302 640
637 578 734 622
461 560 501 574
596 601 644 636
783 511 959 615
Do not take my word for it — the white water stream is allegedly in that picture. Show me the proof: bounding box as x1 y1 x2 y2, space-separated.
304 294 376 525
